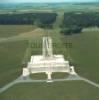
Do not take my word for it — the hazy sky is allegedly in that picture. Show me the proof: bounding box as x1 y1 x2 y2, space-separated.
0 0 98 3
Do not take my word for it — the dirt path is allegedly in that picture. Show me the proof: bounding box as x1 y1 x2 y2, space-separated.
0 28 44 43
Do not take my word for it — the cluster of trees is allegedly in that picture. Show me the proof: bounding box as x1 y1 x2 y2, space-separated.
0 13 34 24
0 13 57 28
63 12 99 28
61 12 99 35
34 13 57 28
60 26 83 35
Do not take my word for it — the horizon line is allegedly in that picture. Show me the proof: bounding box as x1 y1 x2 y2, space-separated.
0 1 99 4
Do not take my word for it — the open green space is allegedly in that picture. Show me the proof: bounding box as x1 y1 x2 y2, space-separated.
64 28 99 83
52 72 69 79
30 73 69 79
0 81 99 100
0 25 35 38
30 73 47 79
0 40 28 88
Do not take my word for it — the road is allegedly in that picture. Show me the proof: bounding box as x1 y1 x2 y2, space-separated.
0 74 99 94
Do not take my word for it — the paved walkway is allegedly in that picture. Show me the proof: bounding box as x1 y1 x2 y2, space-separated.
80 76 99 88
0 74 99 93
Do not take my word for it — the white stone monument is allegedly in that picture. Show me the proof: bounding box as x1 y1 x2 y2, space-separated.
22 37 77 82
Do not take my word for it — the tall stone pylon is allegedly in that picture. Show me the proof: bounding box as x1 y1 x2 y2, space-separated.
42 37 53 58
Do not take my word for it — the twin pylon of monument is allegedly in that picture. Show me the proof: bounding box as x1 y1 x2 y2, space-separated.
22 36 77 82
42 36 53 58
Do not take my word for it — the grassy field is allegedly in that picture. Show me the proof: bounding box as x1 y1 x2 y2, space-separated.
30 73 47 79
0 41 28 88
68 29 99 83
0 81 99 100
0 24 47 88
0 25 35 38
52 72 69 79
30 73 69 79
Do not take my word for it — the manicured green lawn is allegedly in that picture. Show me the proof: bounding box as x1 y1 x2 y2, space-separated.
30 73 47 79
52 72 69 79
0 81 99 100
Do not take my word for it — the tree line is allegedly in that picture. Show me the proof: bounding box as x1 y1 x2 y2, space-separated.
60 12 99 35
60 26 82 35
63 12 99 27
0 13 57 28
0 12 99 35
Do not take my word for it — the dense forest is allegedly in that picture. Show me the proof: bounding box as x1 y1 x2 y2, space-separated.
60 26 83 35
60 12 99 35
0 13 57 28
0 12 99 34
63 12 99 28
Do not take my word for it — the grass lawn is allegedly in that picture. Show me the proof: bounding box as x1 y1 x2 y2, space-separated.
0 81 99 100
52 72 69 79
30 73 47 79
0 25 35 38
64 29 99 83
30 73 69 79
0 40 28 88
0 25 45 88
